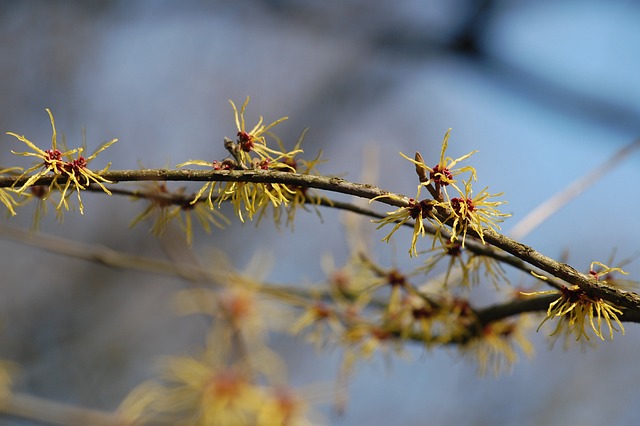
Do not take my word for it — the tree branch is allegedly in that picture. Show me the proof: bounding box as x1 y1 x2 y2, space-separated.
1 168 638 313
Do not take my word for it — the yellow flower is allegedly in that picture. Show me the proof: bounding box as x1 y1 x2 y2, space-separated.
528 284 625 342
129 182 229 245
445 178 510 246
256 386 321 426
373 195 442 257
20 185 66 229
419 241 469 287
129 182 177 235
179 99 324 227
230 96 289 165
8 109 116 214
173 250 292 350
0 168 22 216
224 180 261 222
8 109 74 191
588 260 629 283
400 128 477 198
56 142 116 214
588 259 637 291
138 351 264 426
176 159 233 208
176 159 259 222
257 130 328 228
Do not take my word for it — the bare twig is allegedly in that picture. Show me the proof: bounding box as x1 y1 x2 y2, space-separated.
509 139 640 239
0 392 120 426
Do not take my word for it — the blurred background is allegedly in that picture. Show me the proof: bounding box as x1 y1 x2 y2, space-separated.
1 0 640 424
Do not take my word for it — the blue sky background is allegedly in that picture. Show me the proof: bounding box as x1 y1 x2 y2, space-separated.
1 1 640 425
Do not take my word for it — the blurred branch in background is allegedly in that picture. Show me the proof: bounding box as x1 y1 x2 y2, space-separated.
509 139 640 240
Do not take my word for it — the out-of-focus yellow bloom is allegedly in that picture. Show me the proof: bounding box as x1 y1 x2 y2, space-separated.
178 200 230 245
124 351 264 426
387 292 443 344
20 184 66 228
117 381 164 425
419 241 469 287
0 359 18 400
419 240 508 289
256 386 321 426
120 353 322 426
173 250 293 352
0 168 21 216
459 316 534 376
129 182 229 245
341 322 402 367
118 248 325 425
290 298 346 350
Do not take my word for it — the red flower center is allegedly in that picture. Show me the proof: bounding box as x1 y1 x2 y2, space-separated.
237 131 254 152
451 197 475 214
430 164 453 185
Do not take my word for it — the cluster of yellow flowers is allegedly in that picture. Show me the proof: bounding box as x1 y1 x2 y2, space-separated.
1 101 323 243
178 97 324 228
117 252 325 425
3 109 116 218
374 128 510 257
287 251 534 379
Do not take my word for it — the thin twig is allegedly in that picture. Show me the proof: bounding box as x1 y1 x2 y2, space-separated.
0 392 121 426
509 139 640 239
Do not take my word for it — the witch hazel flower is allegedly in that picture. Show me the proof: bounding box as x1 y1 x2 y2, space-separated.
372 195 443 257
374 128 506 255
523 262 627 342
445 178 510 246
400 128 478 200
8 109 116 214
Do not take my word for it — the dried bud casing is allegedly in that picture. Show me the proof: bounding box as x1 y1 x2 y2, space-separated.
414 152 428 181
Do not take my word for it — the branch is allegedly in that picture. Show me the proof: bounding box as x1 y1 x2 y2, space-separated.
482 229 640 312
0 169 404 206
3 222 640 330
1 168 639 313
0 392 120 426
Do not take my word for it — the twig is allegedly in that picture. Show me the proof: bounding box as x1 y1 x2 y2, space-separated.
509 139 640 239
0 392 120 426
